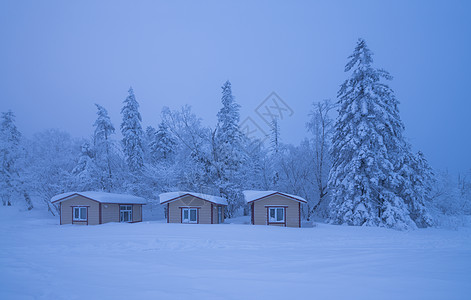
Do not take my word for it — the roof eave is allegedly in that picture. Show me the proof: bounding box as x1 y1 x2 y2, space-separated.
160 193 227 206
245 192 307 204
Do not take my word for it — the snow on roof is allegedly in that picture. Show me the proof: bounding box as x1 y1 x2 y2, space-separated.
159 192 228 205
51 191 147 204
243 190 307 203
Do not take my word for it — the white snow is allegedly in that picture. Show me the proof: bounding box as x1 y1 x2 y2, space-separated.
1 207 470 300
243 190 307 203
51 191 147 204
159 191 228 205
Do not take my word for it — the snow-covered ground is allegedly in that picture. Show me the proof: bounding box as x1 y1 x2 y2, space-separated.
0 207 470 300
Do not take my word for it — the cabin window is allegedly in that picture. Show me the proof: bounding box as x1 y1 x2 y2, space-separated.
73 207 87 221
182 208 198 223
268 207 285 223
120 205 133 222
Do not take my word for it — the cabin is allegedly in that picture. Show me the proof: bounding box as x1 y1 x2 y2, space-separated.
51 191 146 225
160 192 227 224
244 190 307 228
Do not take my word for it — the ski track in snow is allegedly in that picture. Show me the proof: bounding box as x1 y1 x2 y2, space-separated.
0 208 470 300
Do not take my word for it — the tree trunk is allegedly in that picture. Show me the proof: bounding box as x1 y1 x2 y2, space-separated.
23 191 33 210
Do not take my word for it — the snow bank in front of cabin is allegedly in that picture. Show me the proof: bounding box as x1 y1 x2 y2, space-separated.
159 191 228 205
51 191 147 204
243 190 307 203
1 206 470 300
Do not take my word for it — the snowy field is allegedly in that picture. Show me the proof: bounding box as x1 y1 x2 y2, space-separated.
0 208 470 300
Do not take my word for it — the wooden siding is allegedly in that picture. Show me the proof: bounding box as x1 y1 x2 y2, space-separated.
60 198 143 225
252 194 301 227
102 203 120 223
132 204 142 222
167 195 213 224
60 195 100 225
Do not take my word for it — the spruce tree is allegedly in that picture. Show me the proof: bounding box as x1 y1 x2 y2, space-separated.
214 80 245 217
150 121 176 163
0 111 21 206
93 104 116 191
329 39 414 229
399 150 434 227
120 87 144 172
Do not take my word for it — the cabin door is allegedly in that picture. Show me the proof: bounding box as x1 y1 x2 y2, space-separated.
120 205 133 222
218 206 223 224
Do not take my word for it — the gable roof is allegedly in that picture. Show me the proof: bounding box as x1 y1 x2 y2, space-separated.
159 192 228 206
243 190 307 203
51 191 147 204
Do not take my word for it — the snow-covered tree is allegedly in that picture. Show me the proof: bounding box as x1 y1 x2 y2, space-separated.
72 142 99 191
214 80 246 217
269 117 281 187
149 121 176 164
93 104 116 191
144 126 156 163
397 150 434 227
161 105 212 192
23 129 80 214
328 38 414 229
120 87 145 173
306 100 335 219
270 117 280 155
278 141 316 207
0 111 24 207
428 170 471 227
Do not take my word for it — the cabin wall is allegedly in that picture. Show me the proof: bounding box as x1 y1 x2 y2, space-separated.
167 195 214 224
60 195 100 225
102 203 119 223
132 204 142 222
60 199 143 225
252 194 301 228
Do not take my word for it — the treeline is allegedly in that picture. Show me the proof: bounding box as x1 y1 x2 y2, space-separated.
1 39 470 229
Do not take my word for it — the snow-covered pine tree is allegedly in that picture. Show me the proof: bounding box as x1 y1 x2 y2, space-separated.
328 38 414 229
93 104 116 191
398 150 434 227
0 111 22 206
120 87 145 173
214 80 245 217
149 121 176 164
0 111 34 210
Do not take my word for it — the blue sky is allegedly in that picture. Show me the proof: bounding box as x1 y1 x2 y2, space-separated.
0 0 470 173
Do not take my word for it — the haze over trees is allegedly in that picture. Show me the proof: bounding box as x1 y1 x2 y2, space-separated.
1 39 469 229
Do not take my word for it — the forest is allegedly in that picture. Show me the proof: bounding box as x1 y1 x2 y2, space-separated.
1 39 470 230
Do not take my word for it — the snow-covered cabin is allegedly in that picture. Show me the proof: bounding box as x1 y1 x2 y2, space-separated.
244 190 307 228
160 192 227 224
51 191 147 225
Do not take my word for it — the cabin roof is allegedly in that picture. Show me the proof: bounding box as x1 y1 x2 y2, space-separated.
159 192 228 206
51 191 147 204
243 190 307 203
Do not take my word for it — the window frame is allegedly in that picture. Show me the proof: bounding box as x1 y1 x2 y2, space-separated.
72 206 88 221
181 207 198 224
267 206 285 224
120 205 133 223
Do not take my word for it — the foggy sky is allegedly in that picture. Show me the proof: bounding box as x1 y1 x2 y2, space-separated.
1 0 470 174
